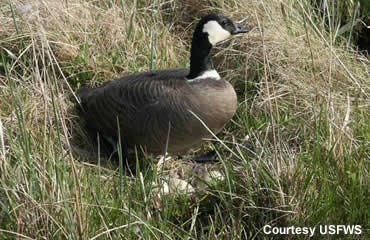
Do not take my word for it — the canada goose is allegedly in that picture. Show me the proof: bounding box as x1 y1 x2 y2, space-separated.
77 13 248 157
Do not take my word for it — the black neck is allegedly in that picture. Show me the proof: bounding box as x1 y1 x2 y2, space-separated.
186 33 214 79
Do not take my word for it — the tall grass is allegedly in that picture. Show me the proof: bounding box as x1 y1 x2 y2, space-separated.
0 0 368 239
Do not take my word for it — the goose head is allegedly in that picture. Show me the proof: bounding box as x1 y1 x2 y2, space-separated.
187 13 248 79
193 13 249 46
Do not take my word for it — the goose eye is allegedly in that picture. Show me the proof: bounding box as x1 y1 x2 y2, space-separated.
221 19 228 26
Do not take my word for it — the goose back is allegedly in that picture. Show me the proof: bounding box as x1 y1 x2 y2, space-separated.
77 68 237 154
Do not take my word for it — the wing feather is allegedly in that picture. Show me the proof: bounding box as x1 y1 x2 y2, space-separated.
78 68 192 148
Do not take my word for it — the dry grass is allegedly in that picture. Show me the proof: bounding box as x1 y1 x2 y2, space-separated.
0 0 368 239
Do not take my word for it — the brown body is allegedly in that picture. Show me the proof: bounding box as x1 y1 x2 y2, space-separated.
77 68 237 155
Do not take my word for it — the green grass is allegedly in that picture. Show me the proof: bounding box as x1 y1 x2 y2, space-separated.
0 0 369 239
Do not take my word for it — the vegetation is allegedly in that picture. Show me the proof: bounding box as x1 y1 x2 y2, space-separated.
0 0 368 239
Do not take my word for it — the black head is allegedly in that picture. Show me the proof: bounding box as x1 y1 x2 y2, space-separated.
187 13 249 79
194 13 249 46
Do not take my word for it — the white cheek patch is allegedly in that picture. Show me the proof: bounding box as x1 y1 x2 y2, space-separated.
202 20 231 45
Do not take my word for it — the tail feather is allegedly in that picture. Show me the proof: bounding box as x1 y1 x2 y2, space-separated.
73 87 91 112
76 87 90 101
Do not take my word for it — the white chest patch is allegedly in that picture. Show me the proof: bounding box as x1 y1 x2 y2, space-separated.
188 69 221 82
202 20 231 45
